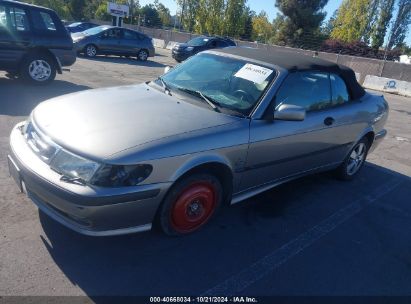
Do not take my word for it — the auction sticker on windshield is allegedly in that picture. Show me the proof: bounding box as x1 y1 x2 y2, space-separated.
234 63 273 84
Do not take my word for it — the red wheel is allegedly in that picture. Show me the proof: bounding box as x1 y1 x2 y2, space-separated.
158 174 222 236
170 182 217 233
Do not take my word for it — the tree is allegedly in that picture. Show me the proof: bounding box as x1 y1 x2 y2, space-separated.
67 0 86 20
396 42 411 55
140 4 162 27
155 1 172 26
95 2 111 21
204 0 225 35
224 0 246 37
275 0 328 45
252 11 273 43
239 6 255 40
362 0 380 44
371 0 395 50
331 0 372 43
387 0 411 49
321 9 337 36
177 0 200 32
22 0 71 19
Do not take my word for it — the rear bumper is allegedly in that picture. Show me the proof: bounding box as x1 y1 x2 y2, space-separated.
9 123 172 236
50 49 76 67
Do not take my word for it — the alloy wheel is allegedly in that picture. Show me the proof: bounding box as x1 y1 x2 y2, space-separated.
86 45 97 57
28 60 51 82
346 142 367 176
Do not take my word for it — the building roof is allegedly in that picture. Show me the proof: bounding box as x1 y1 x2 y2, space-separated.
215 47 366 99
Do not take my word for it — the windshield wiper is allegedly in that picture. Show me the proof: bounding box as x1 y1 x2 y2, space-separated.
60 175 86 185
177 88 221 112
158 77 172 95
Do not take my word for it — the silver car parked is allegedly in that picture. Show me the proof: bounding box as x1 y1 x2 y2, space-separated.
8 48 388 236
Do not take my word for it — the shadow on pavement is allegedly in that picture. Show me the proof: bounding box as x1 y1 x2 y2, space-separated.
0 78 91 116
39 163 411 297
80 55 167 68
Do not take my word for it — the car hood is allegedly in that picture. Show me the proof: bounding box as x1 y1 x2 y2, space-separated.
32 83 240 160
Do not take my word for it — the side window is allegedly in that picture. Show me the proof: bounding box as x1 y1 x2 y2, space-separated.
330 74 350 105
39 12 56 30
216 40 229 48
276 71 332 112
106 28 122 38
9 7 30 31
124 30 137 40
32 11 57 31
137 33 147 40
208 40 217 48
0 6 7 30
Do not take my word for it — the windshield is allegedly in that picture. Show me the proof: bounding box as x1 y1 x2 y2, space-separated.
83 25 110 36
160 53 276 115
187 37 210 46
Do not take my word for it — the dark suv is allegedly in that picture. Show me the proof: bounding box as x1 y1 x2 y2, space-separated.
172 36 236 62
0 0 76 84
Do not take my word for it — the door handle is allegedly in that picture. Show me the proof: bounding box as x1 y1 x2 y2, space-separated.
324 117 335 126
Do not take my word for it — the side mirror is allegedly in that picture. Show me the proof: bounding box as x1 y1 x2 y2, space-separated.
274 104 306 121
164 66 173 74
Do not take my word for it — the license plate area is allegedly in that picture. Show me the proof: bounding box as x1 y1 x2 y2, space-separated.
8 155 23 193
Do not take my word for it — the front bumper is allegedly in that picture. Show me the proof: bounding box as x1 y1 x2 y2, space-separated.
148 47 155 57
172 50 191 62
8 123 172 236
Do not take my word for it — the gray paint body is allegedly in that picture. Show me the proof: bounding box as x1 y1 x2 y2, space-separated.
9 50 389 236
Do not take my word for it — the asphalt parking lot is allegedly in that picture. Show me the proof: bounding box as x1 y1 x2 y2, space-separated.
1 48 411 297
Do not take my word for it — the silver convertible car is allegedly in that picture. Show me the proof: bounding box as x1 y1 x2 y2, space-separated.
8 48 388 236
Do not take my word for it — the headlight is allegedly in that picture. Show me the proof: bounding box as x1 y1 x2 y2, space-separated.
186 46 194 51
90 164 153 187
50 149 100 183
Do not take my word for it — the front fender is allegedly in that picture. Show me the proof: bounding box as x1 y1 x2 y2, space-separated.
170 153 233 182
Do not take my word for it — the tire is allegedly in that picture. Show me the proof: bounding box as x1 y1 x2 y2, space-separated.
137 49 149 61
20 53 56 85
84 44 97 58
335 137 370 181
158 174 223 236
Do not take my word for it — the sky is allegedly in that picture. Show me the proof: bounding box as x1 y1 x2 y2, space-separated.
138 0 410 44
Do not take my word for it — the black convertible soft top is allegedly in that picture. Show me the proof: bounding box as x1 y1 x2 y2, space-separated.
215 47 366 100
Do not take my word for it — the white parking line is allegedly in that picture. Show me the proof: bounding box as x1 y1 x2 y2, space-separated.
202 178 402 296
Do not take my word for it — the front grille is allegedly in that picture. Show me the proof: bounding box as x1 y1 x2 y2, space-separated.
24 122 59 164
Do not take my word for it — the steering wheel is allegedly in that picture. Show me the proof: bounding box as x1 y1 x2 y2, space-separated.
233 89 254 104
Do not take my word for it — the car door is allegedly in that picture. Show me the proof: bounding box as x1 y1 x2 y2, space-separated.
98 28 123 54
242 71 362 190
206 39 218 50
120 29 140 55
0 4 31 70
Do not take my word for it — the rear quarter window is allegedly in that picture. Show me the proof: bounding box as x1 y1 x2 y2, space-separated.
330 74 350 105
31 10 61 33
